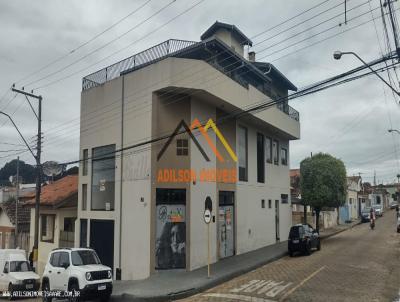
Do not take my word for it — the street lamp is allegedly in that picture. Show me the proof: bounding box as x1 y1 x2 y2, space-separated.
388 129 400 135
333 51 400 97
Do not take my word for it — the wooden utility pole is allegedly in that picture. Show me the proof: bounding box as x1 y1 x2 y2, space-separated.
15 157 19 248
11 86 42 270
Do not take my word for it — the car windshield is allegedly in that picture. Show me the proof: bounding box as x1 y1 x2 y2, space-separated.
10 261 30 272
71 250 101 266
362 208 371 213
373 205 381 209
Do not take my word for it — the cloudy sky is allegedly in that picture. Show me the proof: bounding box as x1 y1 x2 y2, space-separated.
1 0 400 184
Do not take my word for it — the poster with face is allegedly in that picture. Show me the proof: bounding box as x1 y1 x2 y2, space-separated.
155 205 186 269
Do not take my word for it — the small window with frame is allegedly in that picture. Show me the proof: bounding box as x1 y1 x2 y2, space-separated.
281 148 288 166
273 140 279 165
265 137 272 164
177 139 188 156
268 199 272 208
261 199 265 208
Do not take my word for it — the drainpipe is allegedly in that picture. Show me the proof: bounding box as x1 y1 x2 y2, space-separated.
117 75 125 280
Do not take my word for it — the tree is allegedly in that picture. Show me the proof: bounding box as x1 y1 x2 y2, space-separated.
0 160 36 185
300 153 347 232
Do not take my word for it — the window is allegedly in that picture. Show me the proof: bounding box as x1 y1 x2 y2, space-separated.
238 126 248 181
176 139 188 156
257 133 265 183
91 144 116 211
261 199 265 208
82 149 88 176
273 140 279 165
59 252 70 267
376 196 381 204
281 148 288 165
64 217 75 232
281 194 289 204
265 137 272 163
82 184 87 211
50 252 60 267
268 199 272 209
3 262 8 273
41 215 55 243
80 219 87 248
72 250 101 266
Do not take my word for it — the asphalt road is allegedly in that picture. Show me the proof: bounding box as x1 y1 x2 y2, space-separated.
179 210 400 302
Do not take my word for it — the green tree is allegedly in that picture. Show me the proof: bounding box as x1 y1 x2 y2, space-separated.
300 153 347 232
0 159 36 185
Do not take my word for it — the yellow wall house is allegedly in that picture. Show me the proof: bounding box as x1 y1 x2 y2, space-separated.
78 22 300 281
25 175 78 275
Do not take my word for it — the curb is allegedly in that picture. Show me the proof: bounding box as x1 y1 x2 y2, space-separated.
320 221 361 240
111 250 288 302
111 222 362 302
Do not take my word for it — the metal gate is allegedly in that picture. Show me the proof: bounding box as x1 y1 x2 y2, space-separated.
218 191 235 259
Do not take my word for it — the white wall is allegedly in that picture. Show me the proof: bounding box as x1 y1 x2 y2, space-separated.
236 122 291 255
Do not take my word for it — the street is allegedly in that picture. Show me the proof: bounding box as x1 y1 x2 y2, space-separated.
179 211 400 302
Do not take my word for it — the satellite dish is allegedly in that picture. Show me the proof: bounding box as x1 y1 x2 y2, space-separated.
42 161 63 177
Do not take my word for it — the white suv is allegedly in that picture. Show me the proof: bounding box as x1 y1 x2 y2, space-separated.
42 248 112 302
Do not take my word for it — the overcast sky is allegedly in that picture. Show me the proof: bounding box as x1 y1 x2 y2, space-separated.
1 0 400 184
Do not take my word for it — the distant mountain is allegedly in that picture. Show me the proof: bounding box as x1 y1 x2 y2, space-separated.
0 160 79 186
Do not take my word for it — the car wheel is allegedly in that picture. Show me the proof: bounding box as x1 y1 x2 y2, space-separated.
69 282 80 302
100 293 111 302
8 283 14 301
304 242 312 256
42 280 52 302
317 240 321 251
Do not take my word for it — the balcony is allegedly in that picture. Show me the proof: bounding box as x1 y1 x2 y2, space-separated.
277 102 300 122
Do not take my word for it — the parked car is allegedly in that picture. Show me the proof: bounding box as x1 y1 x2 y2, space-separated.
373 205 383 217
361 208 371 223
390 201 398 209
0 249 40 296
42 248 112 302
288 224 320 257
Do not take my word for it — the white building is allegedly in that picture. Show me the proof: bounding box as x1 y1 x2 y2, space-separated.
77 22 300 280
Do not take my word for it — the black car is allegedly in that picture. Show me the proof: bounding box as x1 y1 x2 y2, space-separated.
288 224 321 257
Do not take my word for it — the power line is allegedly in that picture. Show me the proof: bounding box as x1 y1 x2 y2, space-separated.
23 0 178 88
15 0 153 85
42 2 384 142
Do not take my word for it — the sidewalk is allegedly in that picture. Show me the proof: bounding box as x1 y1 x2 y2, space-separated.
111 220 360 302
319 219 361 240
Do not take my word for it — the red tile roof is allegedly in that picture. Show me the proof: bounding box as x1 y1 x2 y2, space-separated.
290 169 300 177
25 175 78 207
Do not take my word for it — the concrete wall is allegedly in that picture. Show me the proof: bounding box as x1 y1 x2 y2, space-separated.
236 121 291 254
79 56 299 281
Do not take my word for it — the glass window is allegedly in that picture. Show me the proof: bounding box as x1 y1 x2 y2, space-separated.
64 217 75 232
176 139 188 156
82 184 87 211
50 252 60 267
281 148 288 165
91 144 116 211
268 199 272 209
80 219 87 248
273 140 279 165
265 137 272 163
257 133 265 183
261 199 265 208
238 126 248 181
41 215 55 242
3 262 8 273
82 149 88 176
281 194 289 204
59 252 70 267
72 250 101 266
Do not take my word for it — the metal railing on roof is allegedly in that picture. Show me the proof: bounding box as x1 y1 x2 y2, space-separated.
82 39 198 91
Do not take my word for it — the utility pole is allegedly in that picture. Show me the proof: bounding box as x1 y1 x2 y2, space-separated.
15 157 19 248
11 85 42 270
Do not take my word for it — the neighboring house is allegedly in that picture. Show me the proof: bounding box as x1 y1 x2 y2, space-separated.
341 176 362 223
25 175 78 276
0 199 30 250
78 22 300 280
369 187 390 210
0 187 16 203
